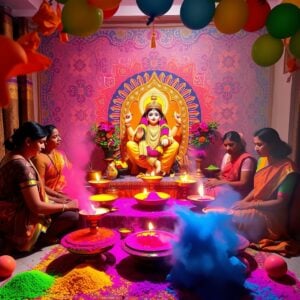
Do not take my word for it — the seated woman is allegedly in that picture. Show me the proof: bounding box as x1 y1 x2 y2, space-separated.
32 124 74 203
231 128 298 251
0 122 79 254
205 131 257 198
125 95 181 175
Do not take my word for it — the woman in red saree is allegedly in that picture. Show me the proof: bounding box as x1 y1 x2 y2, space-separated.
0 122 78 253
205 131 256 198
232 128 298 253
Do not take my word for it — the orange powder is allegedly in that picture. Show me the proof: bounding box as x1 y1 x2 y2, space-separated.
42 264 112 299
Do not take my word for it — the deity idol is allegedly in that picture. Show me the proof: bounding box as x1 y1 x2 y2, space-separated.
125 95 181 175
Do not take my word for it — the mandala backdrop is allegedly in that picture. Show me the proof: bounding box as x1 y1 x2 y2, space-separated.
38 26 271 166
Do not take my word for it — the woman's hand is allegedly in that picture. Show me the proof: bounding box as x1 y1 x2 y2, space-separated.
231 200 255 210
205 178 222 188
136 127 144 140
65 199 79 211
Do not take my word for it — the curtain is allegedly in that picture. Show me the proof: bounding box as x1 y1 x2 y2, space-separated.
0 7 34 159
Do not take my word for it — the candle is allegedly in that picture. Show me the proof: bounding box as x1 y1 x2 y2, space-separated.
198 182 205 198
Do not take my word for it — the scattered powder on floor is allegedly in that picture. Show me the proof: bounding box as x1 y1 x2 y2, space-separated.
0 270 55 299
42 264 112 299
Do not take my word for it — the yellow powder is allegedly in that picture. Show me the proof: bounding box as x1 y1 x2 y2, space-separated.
42 264 112 299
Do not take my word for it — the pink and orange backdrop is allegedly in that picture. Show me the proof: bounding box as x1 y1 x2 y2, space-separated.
38 26 271 167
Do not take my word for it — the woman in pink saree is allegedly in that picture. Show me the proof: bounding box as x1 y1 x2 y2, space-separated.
231 128 298 253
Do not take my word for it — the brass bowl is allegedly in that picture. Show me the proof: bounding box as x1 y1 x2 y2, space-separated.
134 191 170 207
89 193 118 208
140 175 163 184
88 179 111 189
86 170 102 181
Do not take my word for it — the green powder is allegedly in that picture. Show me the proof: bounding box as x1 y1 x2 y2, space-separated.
0 270 54 300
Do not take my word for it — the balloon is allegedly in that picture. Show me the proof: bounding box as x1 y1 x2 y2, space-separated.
180 0 215 30
264 254 288 279
289 30 300 58
62 0 103 37
137 0 173 24
88 0 121 10
0 255 16 278
243 0 271 32
282 0 300 8
214 0 248 34
266 3 300 39
252 34 284 67
103 5 119 19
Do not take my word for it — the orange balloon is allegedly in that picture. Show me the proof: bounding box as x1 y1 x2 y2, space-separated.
0 35 28 107
88 0 121 10
282 0 300 7
214 0 248 34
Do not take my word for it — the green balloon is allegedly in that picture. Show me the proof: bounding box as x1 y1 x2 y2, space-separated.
266 3 300 39
252 34 284 67
62 0 103 37
289 31 300 59
56 0 68 4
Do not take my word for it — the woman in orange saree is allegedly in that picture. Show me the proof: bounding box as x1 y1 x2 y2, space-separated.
32 125 73 203
231 128 298 254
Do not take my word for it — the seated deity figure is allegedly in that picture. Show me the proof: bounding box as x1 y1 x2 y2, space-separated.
125 95 182 176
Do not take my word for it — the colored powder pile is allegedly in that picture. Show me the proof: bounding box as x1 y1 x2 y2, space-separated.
42 264 112 299
0 270 54 299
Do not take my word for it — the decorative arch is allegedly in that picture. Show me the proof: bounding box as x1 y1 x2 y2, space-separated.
108 70 201 164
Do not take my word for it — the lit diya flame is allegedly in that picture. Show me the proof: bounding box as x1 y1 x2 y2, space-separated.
180 172 188 182
95 172 101 182
198 182 205 198
148 221 154 231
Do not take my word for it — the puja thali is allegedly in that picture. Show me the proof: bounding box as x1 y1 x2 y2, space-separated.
122 230 177 260
134 191 170 207
61 227 119 255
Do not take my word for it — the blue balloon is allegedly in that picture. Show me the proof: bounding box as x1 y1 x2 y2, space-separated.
180 0 216 30
136 0 174 20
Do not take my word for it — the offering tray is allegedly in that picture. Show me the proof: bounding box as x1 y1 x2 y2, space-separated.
134 191 170 207
61 227 119 255
122 229 177 260
89 193 118 208
124 230 176 252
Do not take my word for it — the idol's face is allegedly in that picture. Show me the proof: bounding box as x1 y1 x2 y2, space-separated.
147 109 161 125
254 136 270 157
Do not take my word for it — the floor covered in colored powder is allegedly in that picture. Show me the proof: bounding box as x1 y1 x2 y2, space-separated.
1 195 300 299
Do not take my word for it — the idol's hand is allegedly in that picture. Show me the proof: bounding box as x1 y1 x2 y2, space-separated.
174 111 182 125
136 127 144 139
161 138 169 147
125 112 133 124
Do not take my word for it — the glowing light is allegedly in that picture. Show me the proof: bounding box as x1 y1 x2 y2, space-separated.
148 222 154 231
95 172 101 182
198 183 205 198
143 188 148 194
180 172 188 182
151 171 155 176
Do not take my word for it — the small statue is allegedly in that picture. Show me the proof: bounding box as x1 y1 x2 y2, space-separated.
106 160 118 180
125 95 182 176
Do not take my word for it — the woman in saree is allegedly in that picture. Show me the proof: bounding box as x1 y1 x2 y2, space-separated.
231 128 298 252
0 122 78 253
205 131 256 198
32 124 73 203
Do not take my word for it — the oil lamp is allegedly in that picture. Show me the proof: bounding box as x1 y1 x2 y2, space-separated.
187 181 215 209
140 173 163 191
175 172 196 200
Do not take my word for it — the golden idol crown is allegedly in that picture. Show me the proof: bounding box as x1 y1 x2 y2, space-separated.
145 95 162 112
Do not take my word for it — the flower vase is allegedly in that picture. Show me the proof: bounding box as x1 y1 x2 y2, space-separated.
105 158 118 180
